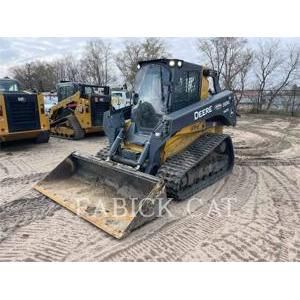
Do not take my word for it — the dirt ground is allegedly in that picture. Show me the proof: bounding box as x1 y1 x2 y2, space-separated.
0 114 299 262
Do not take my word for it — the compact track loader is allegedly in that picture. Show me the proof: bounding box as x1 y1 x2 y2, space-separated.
49 81 111 139
0 77 49 146
35 59 236 238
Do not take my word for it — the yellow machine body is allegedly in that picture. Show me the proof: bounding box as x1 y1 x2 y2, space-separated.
49 92 101 131
0 92 50 143
49 83 111 139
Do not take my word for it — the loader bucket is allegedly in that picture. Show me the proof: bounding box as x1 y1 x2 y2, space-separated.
34 152 167 239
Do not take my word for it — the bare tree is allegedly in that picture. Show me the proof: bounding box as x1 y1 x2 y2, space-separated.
115 40 143 88
115 38 169 88
80 40 116 86
10 61 56 92
196 37 253 107
52 55 82 83
9 40 117 92
141 37 169 60
10 63 35 90
253 39 300 112
235 64 250 107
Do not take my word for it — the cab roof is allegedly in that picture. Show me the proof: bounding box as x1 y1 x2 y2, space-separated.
137 58 202 70
0 77 19 83
58 81 109 88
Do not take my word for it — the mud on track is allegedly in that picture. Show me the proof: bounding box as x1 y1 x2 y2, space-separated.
0 114 299 261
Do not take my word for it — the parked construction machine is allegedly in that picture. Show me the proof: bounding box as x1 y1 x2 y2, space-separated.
49 81 111 139
0 77 50 146
35 59 236 239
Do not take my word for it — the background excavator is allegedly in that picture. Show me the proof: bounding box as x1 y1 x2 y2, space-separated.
35 59 236 239
49 81 111 139
0 77 50 146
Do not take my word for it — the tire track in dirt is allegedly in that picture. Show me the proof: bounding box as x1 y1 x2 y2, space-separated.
0 161 9 176
0 172 47 205
259 167 300 261
227 166 297 261
228 116 300 165
262 166 300 226
234 128 289 158
0 114 299 261
0 157 36 180
237 165 300 262
0 139 112 262
274 165 300 189
236 158 300 166
180 166 299 261
0 208 107 261
0 195 60 248
0 136 106 179
0 172 46 186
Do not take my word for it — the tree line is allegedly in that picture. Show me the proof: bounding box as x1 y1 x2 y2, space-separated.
9 37 300 113
10 38 169 92
197 38 300 113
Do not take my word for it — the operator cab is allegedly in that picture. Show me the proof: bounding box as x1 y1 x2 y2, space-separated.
132 59 205 133
0 78 21 93
57 81 110 102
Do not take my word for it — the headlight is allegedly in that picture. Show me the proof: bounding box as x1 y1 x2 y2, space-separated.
177 60 183 67
137 64 141 70
169 60 175 67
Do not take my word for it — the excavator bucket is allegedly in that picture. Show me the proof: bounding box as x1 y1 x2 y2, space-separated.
34 152 167 239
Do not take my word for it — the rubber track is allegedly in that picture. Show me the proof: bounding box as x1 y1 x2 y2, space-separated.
157 134 233 200
97 135 233 200
50 115 85 140
96 145 110 159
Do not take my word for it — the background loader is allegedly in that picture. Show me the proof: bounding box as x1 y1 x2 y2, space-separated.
49 81 111 139
0 77 50 146
35 59 236 239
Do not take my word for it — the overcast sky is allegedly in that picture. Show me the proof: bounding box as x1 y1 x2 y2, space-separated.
1 37 300 78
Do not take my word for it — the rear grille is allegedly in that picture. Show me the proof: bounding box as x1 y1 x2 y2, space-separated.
4 93 41 132
91 97 110 126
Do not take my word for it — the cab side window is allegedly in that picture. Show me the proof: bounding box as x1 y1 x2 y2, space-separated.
65 85 74 98
172 71 199 111
57 85 74 102
57 87 65 102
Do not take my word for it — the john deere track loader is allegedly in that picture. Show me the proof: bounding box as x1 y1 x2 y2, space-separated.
35 59 236 238
49 81 111 139
0 77 50 146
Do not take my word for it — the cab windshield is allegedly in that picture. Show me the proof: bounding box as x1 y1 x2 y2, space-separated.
134 64 170 114
0 80 20 92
